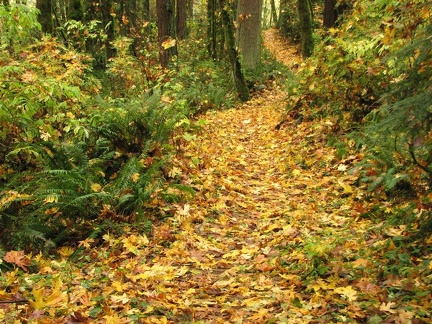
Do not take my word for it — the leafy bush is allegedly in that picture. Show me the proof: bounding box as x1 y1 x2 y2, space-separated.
0 86 186 251
0 3 41 50
0 10 190 251
361 19 432 194
286 0 429 127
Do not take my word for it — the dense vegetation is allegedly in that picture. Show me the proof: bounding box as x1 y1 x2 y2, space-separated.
0 0 430 261
0 0 431 321
286 0 432 235
0 2 241 251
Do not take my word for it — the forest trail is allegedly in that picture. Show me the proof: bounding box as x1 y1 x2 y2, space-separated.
128 29 366 322
3 29 401 323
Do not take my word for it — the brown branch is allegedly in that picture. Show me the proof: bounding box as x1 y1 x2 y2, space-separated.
0 299 29 304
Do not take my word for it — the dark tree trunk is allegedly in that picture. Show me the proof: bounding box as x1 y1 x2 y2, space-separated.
323 0 337 28
220 0 249 102
36 0 53 34
156 0 177 68
177 0 187 39
100 0 116 60
298 0 313 58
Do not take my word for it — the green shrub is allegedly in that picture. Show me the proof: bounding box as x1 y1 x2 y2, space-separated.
361 19 432 192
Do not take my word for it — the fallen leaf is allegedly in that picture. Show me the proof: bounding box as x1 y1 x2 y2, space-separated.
3 251 30 271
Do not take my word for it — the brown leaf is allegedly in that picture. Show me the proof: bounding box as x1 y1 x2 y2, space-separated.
3 251 30 271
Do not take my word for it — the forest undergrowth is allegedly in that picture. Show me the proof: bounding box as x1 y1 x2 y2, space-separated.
1 29 431 323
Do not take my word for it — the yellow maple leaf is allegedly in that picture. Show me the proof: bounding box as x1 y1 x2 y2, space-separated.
78 238 95 248
112 280 124 292
161 38 176 49
29 287 45 309
103 313 124 324
292 169 301 176
334 286 358 301
379 301 397 313
110 293 130 305
29 279 66 310
248 308 269 321
131 172 140 183
57 246 74 258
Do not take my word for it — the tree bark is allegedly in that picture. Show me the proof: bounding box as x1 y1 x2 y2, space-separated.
298 0 313 58
177 0 187 39
237 0 262 74
323 0 337 28
68 0 83 21
143 0 150 21
220 0 249 101
156 0 177 68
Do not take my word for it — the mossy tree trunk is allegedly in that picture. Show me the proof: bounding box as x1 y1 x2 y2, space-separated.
220 0 249 102
237 0 263 74
270 0 278 27
297 0 313 58
100 0 116 60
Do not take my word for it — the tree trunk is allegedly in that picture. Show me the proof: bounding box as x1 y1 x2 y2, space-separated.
298 0 313 58
237 0 262 74
156 0 177 68
323 0 337 28
36 0 53 34
270 0 278 27
101 0 116 60
177 0 187 39
220 0 249 102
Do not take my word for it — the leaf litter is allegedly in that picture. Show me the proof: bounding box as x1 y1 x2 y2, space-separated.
1 29 431 323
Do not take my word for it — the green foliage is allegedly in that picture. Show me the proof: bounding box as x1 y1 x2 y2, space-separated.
361 19 432 191
0 30 190 251
287 0 429 126
0 0 271 252
0 36 98 172
105 37 149 98
62 19 107 53
285 0 431 234
0 3 41 51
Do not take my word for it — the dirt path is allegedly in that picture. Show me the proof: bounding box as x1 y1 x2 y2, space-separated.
161 91 296 322
127 31 317 322
130 31 359 322
263 28 301 68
